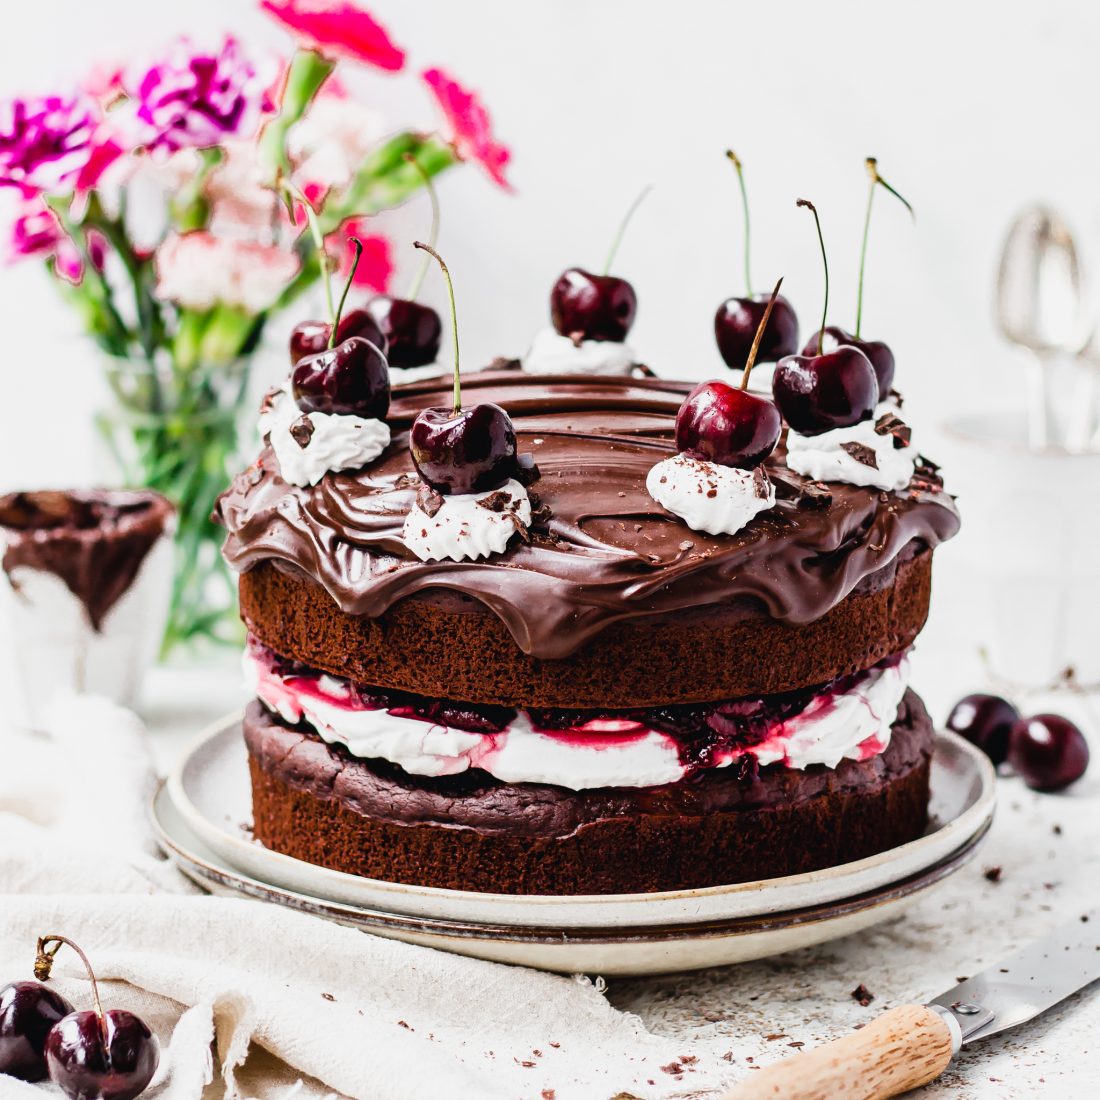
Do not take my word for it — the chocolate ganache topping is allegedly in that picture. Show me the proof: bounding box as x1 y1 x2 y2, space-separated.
215 372 959 659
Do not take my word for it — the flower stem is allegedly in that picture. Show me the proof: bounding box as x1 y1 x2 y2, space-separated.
741 276 784 390
35 935 109 1060
797 198 828 354
414 241 459 412
329 238 363 348
286 183 335 330
726 150 752 296
403 153 440 302
856 157 914 338
603 185 653 275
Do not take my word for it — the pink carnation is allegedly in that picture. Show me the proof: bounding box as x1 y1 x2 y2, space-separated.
331 222 392 293
123 37 276 154
0 94 99 194
261 0 406 71
422 68 511 189
3 197 103 285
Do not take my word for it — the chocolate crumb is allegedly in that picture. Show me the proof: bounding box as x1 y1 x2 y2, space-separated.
416 485 445 518
541 1091 556 1100
488 356 522 371
851 983 875 1007
632 362 657 377
476 490 512 513
752 466 771 499
1054 824 1063 835
397 1020 412 1030
259 385 282 416
660 1062 683 1075
840 441 879 469
289 415 315 449
787 1041 805 1049
875 412 912 449
764 1033 788 1042
984 866 1003 884
321 992 335 1002
678 540 694 552
394 472 419 490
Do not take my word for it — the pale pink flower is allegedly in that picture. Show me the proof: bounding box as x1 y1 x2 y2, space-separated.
422 68 511 189
155 230 299 313
260 0 406 71
287 91 385 197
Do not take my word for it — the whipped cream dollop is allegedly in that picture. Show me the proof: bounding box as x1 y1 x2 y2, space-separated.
521 327 636 376
260 385 390 488
402 479 532 562
647 454 775 536
246 647 910 791
785 401 915 491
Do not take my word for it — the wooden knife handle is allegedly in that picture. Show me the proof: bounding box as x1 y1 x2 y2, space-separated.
720 1004 956 1099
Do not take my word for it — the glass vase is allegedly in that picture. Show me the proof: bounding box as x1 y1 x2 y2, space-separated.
96 353 251 653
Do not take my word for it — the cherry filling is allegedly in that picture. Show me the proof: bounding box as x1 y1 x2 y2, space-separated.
251 640 904 771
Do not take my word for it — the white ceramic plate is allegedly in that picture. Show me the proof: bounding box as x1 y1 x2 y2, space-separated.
152 783 991 975
165 714 996 929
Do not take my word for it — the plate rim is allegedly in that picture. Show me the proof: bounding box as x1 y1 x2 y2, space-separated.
165 711 997 909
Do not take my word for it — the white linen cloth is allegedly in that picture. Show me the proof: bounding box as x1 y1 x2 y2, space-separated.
0 696 734 1100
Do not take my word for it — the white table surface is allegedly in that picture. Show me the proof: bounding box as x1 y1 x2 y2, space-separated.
132 640 1100 1099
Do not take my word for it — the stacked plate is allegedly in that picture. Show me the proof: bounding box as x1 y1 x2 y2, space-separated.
153 717 996 975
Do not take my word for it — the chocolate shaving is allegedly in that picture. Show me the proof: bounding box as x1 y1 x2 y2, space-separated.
259 385 282 416
631 363 656 378
487 356 522 372
507 513 532 542
851 983 875 1007
772 471 832 510
751 466 771 500
840 441 879 469
874 412 912 449
415 485 444 518
911 454 944 492
476 490 512 513
289 415 315 449
515 453 542 486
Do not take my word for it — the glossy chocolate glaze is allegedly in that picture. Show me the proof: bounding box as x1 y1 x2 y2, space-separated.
216 373 959 659
0 489 173 631
244 691 933 836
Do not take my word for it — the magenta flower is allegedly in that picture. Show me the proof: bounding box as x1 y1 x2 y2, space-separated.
331 221 392 292
261 0 406 71
3 198 103 285
0 94 99 194
422 68 511 189
123 37 275 154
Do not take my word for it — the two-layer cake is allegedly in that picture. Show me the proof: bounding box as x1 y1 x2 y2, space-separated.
216 363 958 895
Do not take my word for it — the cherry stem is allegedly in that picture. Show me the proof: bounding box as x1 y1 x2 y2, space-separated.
284 181 335 332
603 184 652 275
403 153 440 302
741 276 784 390
35 935 109 1060
328 237 363 349
414 241 460 413
856 157 914 338
726 150 752 296
797 198 828 354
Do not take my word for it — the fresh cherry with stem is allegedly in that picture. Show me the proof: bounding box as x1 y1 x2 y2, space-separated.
801 158 913 394
36 935 158 1100
714 151 799 370
549 186 651 343
286 184 387 364
773 199 878 435
0 980 74 1081
677 277 785 468
409 243 517 494
367 154 444 368
292 236 391 419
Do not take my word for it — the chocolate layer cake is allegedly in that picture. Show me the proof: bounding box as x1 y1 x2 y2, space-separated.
216 372 959 895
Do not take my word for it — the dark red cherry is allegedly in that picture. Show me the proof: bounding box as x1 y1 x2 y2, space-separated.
46 1010 158 1100
0 981 74 1082
946 693 1020 766
802 324 895 395
291 336 390 419
772 346 879 436
410 403 517 495
366 295 443 368
1008 714 1090 792
675 381 781 469
289 308 387 366
715 294 799 370
550 268 637 342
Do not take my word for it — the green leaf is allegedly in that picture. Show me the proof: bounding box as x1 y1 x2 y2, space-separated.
258 48 336 184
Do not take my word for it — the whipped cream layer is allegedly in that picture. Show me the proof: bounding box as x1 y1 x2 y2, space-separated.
647 455 775 536
786 401 915 491
521 327 636 376
245 643 910 791
402 479 532 562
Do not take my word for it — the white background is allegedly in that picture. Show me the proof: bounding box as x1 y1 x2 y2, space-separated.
3 0 1100 486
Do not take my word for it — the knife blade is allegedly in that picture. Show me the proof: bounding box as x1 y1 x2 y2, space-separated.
723 910 1100 1099
927 908 1100 1047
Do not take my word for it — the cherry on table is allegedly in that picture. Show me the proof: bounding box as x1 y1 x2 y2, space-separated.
46 1009 158 1100
367 296 442 368
946 693 1020 766
292 336 390 420
0 980 74 1082
802 325 895 397
550 268 637 343
288 308 387 366
1008 714 1090 792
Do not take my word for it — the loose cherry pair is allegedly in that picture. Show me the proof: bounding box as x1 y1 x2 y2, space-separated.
0 936 157 1100
947 694 1090 791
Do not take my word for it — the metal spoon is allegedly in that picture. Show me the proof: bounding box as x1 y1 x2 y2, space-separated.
995 206 1090 449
